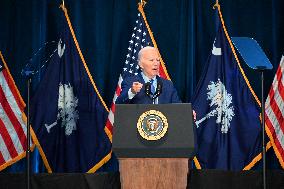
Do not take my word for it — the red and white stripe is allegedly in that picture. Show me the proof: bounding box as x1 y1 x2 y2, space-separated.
105 75 123 134
265 55 284 165
0 63 27 168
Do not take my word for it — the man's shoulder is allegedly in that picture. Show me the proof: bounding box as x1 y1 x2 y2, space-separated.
158 76 173 85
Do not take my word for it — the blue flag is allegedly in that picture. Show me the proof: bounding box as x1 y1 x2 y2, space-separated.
30 5 112 172
192 13 262 170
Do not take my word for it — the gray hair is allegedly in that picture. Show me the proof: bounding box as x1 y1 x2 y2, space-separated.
137 46 157 64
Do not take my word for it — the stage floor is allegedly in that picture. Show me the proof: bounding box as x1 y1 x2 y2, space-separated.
1 170 284 189
0 172 120 189
188 169 284 189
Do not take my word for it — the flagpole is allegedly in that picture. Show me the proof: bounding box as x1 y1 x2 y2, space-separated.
26 78 31 189
215 1 267 188
259 68 266 189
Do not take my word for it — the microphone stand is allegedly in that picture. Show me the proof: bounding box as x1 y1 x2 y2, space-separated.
230 36 272 189
21 41 56 189
152 96 156 104
145 81 162 104
151 90 161 104
257 66 266 189
22 70 33 189
26 77 31 189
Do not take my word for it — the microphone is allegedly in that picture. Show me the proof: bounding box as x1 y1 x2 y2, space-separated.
155 81 163 97
144 82 152 98
152 81 163 99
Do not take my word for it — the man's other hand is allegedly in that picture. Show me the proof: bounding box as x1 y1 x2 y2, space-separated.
193 110 197 121
131 82 143 94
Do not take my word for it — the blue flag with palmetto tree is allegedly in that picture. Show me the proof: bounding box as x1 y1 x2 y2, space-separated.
30 4 112 173
191 5 262 170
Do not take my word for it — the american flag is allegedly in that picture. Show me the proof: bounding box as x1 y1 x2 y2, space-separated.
105 3 170 135
265 55 284 168
0 51 29 171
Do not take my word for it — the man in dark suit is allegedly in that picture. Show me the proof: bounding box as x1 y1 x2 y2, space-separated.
116 46 181 104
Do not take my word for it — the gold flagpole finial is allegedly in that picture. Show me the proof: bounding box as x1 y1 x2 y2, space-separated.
60 0 65 9
139 0 147 7
213 0 220 9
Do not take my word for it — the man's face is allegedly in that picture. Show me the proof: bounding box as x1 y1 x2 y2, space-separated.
139 49 160 79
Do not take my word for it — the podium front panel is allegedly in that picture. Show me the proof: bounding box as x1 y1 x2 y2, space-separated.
113 103 195 158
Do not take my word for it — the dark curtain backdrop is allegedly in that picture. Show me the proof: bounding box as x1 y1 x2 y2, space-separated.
0 0 283 172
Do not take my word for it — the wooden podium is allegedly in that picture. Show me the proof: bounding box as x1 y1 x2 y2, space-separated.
119 158 188 189
113 104 195 189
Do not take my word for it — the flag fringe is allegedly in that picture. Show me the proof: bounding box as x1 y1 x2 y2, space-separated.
138 3 171 80
265 125 284 169
0 52 26 107
87 151 112 173
60 3 112 171
215 4 261 107
21 113 53 172
0 145 36 171
243 141 272 170
0 51 38 171
32 4 112 173
193 142 273 170
193 156 201 169
216 3 266 170
60 4 113 143
193 3 267 170
29 127 53 173
105 127 112 142
60 4 109 113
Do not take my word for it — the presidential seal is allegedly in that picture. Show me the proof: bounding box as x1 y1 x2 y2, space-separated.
137 110 168 141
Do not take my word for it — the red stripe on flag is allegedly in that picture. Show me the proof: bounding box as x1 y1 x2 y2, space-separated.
0 87 26 150
274 66 284 101
111 104 116 114
276 63 283 82
278 82 284 102
277 85 284 103
0 118 18 158
268 92 284 135
0 152 5 165
2 70 25 112
115 86 122 97
105 85 120 133
105 119 113 134
265 114 284 158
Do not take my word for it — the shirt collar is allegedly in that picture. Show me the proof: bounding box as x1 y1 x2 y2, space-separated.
141 72 157 83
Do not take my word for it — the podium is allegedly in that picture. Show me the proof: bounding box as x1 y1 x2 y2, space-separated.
113 104 195 189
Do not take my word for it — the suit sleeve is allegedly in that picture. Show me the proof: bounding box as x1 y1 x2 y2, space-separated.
115 77 133 104
169 82 182 103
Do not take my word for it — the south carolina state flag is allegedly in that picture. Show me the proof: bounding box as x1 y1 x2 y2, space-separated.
192 7 262 170
30 5 112 172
